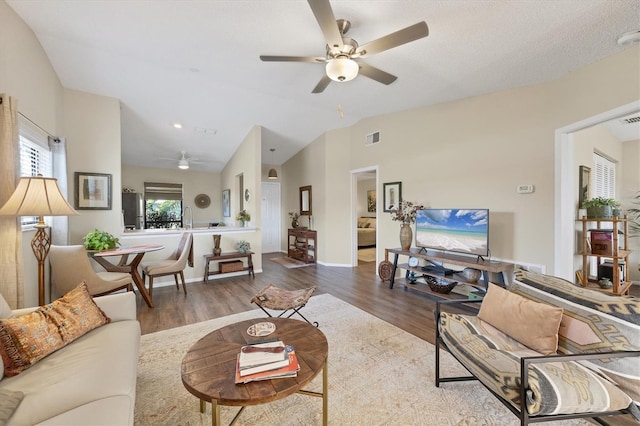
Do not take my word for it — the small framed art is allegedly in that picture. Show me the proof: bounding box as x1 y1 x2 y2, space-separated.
383 181 402 212
74 172 112 210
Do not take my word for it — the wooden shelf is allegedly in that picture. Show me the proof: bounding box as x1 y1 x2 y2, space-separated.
577 216 631 296
288 228 317 264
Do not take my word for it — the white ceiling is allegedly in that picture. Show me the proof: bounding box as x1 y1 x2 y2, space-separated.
7 0 640 172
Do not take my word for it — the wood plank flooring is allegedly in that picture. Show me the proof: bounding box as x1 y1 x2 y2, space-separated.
135 252 639 346
136 252 447 344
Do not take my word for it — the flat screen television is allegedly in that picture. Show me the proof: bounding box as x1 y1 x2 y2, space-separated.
415 209 489 257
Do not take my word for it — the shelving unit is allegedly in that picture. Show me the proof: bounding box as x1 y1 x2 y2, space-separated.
385 247 514 300
578 216 632 295
288 228 317 263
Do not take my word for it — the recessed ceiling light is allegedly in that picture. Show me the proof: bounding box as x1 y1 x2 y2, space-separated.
617 30 640 46
173 123 183 129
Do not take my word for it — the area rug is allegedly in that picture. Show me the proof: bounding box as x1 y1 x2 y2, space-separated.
270 256 313 269
135 294 590 425
358 247 376 262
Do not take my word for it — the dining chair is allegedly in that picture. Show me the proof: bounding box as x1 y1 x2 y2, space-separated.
49 245 133 298
141 232 193 299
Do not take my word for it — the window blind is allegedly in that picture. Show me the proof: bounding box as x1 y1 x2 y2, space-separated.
144 182 183 200
592 152 616 199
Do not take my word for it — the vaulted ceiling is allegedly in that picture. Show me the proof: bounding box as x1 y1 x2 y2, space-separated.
7 0 640 171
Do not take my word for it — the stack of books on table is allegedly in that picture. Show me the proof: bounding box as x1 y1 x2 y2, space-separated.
234 340 300 384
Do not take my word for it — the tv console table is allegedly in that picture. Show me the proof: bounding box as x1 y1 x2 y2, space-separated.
385 247 514 297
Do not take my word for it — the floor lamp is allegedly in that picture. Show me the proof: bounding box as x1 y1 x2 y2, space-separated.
0 175 78 306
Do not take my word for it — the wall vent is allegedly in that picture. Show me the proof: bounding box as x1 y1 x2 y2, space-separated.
365 131 380 146
619 115 640 124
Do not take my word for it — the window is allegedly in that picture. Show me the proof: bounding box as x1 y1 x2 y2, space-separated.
592 152 616 199
144 182 183 229
18 116 53 227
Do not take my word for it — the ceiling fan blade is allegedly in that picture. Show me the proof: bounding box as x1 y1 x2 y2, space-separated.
312 74 332 94
307 0 344 51
260 55 325 63
355 22 428 57
358 63 397 85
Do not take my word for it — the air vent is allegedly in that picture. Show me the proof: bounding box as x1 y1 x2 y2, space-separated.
365 131 380 146
619 115 640 124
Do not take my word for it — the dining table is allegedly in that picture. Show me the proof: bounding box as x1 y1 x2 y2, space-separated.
90 244 165 308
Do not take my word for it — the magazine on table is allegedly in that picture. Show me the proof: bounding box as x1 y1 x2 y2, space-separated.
235 346 299 384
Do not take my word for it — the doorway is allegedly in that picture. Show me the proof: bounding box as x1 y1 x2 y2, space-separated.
351 166 379 266
555 101 640 281
262 181 281 253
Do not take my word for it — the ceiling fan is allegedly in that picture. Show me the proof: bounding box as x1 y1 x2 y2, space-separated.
259 0 429 93
157 151 206 170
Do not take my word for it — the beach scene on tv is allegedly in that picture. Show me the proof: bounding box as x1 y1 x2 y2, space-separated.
415 209 489 256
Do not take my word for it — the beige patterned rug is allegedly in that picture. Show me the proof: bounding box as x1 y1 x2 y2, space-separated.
135 294 590 425
357 247 376 262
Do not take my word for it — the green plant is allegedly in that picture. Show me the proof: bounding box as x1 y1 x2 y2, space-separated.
236 209 251 222
626 192 640 237
582 197 619 209
83 229 120 251
236 240 251 253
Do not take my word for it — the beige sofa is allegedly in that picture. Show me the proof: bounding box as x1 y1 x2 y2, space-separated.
357 217 376 247
0 292 140 425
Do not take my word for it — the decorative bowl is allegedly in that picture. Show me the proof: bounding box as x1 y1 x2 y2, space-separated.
425 275 458 294
597 278 613 289
462 267 482 283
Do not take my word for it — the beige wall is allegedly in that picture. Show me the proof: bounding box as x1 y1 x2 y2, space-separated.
64 89 122 244
122 165 221 228
283 46 640 273
220 125 263 271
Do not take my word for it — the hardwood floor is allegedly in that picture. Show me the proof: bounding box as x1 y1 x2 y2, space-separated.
136 252 447 344
135 252 639 346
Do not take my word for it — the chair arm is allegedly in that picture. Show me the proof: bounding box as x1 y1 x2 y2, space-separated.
434 298 483 322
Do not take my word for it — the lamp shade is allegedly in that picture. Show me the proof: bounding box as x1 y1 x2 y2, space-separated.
0 176 77 217
326 57 359 82
268 168 278 179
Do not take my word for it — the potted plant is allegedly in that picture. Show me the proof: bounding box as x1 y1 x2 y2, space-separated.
582 197 619 219
236 240 251 254
83 229 120 251
236 209 251 227
389 200 424 250
288 211 300 228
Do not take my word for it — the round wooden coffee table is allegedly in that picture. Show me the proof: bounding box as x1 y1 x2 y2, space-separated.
181 317 328 425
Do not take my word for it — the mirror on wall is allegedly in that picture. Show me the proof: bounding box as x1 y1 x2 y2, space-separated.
300 185 312 216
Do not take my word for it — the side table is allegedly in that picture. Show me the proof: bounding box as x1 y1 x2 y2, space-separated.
203 251 254 282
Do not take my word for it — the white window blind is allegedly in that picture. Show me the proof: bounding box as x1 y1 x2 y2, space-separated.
18 116 53 226
592 152 616 199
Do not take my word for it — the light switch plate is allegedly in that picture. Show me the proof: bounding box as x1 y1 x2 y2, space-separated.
517 184 534 194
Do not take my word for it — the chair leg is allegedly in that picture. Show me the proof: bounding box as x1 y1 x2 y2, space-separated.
148 276 154 299
179 271 187 295
173 274 180 291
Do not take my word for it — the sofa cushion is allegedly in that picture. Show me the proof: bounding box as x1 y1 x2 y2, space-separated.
0 283 110 376
439 312 634 417
0 388 23 425
478 283 563 355
0 320 140 425
511 269 640 403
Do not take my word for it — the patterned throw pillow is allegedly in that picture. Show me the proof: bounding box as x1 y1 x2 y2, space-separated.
0 282 110 376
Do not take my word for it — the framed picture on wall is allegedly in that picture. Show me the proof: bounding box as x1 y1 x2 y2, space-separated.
222 189 230 217
383 182 401 212
579 165 590 208
74 172 112 210
367 190 376 212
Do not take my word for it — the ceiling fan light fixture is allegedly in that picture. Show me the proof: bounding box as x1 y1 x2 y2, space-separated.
178 159 189 169
326 57 359 82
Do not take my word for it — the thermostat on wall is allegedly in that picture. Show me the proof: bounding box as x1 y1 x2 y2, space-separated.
517 184 534 194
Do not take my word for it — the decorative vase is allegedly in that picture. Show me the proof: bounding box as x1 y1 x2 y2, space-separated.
292 220 299 228
399 223 412 251
587 206 612 219
213 234 221 256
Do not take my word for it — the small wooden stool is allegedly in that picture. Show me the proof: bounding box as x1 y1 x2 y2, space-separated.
251 284 318 326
